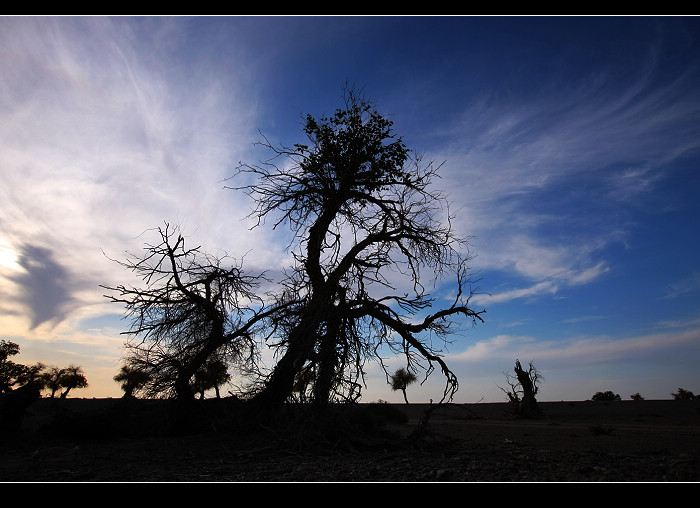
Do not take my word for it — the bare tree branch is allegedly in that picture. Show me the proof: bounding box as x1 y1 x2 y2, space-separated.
228 87 485 407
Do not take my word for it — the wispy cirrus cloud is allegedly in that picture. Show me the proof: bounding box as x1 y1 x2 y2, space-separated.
429 37 700 301
472 281 558 306
451 326 700 367
662 272 700 300
0 17 272 330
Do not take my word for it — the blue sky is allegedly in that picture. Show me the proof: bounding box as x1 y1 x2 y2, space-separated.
1 16 699 403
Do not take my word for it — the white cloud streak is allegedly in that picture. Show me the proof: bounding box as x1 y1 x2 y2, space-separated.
425 41 700 303
451 326 700 368
0 18 273 331
662 272 700 300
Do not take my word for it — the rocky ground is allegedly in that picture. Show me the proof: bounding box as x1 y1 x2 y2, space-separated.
1 397 699 482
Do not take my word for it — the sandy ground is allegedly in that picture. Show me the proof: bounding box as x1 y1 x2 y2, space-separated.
1 397 699 482
400 400 700 454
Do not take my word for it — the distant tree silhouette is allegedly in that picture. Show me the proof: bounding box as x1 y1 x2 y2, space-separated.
58 365 88 398
232 86 484 409
0 340 27 393
42 366 65 398
591 390 621 401
114 365 151 398
17 362 47 389
390 368 418 404
40 364 88 398
499 360 542 417
630 392 644 400
671 387 698 400
0 342 48 397
192 358 231 399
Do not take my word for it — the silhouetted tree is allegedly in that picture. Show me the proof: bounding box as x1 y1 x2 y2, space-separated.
58 365 88 398
42 366 65 398
103 87 485 417
591 390 621 401
192 358 231 399
671 387 698 400
499 360 542 417
390 367 418 404
0 340 30 393
16 362 46 390
232 86 485 409
40 364 88 398
114 365 151 398
102 223 288 402
630 392 644 400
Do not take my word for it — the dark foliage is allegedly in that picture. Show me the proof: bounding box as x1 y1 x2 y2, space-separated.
671 387 698 400
591 391 622 401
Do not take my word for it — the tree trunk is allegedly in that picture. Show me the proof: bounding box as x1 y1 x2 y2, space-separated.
252 329 312 409
314 315 340 406
514 360 540 417
174 370 195 402
252 305 324 409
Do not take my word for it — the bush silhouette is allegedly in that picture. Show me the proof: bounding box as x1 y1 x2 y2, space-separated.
591 391 621 401
671 387 697 400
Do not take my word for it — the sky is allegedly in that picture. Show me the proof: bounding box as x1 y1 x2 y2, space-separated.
1 16 699 403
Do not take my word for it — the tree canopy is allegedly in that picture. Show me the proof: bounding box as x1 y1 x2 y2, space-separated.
0 340 26 393
390 368 418 404
1 340 48 394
